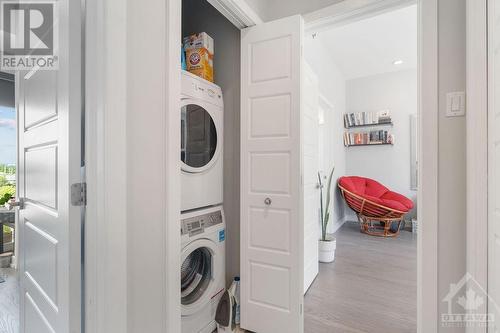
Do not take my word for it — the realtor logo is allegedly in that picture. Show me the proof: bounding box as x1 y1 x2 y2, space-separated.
0 1 58 70
442 273 498 328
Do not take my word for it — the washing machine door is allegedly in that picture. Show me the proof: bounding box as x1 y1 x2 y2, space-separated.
181 99 221 174
181 238 222 316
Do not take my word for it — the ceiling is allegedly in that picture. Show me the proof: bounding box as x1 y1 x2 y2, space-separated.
308 4 417 80
243 0 345 22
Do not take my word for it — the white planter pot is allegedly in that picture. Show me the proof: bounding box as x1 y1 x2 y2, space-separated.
318 237 336 263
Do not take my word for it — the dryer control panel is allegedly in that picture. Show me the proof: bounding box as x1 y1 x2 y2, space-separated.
181 70 223 108
181 210 223 237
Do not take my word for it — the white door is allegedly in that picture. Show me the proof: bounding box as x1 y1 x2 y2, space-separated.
17 1 83 332
302 63 319 293
240 15 304 333
489 0 500 330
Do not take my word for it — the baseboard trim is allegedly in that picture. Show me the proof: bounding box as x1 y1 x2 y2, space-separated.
329 215 348 235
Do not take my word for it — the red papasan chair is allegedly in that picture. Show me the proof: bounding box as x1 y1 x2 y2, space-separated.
338 176 414 237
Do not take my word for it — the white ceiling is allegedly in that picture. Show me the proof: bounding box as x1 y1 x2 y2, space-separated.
243 0 345 22
310 4 417 80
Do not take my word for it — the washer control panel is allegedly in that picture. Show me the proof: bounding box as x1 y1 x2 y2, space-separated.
181 210 223 237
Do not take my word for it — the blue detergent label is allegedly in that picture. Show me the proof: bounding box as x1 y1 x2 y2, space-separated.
219 229 225 242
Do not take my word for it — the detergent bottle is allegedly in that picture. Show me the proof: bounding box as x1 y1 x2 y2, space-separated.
229 277 241 325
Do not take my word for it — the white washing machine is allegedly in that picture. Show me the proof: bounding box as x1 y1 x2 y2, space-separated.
181 205 226 333
181 70 223 212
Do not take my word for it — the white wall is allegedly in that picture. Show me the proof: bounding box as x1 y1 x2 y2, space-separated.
345 70 417 218
304 36 347 233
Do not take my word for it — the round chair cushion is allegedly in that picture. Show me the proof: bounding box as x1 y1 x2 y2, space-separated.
339 176 414 213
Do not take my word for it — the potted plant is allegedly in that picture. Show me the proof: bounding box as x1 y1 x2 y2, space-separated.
318 167 337 263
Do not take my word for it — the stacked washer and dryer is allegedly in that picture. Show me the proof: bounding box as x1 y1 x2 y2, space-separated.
180 70 226 333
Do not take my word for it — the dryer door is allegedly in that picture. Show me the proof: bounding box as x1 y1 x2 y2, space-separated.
181 99 221 173
181 238 222 316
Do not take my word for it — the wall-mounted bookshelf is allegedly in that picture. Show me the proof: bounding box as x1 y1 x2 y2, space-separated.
343 111 394 147
344 130 394 147
344 110 392 128
345 143 393 148
345 122 393 129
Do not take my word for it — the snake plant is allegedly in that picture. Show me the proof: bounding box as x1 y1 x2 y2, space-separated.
318 166 335 241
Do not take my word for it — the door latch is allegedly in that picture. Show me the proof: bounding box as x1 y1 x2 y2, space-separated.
71 182 87 206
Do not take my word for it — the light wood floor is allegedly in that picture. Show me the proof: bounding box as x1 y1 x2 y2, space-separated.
0 268 19 333
304 221 417 333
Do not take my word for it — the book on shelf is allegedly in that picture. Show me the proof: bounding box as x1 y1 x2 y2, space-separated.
344 110 392 128
343 129 394 146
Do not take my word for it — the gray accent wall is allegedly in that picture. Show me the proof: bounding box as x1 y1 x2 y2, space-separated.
182 0 241 285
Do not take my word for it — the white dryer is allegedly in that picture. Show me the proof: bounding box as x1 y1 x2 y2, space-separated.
181 70 223 212
181 205 226 333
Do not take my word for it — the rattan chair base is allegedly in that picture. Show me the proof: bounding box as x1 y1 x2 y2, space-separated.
358 214 403 238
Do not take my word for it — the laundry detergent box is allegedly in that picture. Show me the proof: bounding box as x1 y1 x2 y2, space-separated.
183 32 214 82
185 48 214 82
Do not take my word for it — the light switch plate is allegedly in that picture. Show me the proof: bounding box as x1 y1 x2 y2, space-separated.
446 92 466 117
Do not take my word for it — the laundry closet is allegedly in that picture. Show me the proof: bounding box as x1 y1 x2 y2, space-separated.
180 1 241 333
181 0 241 284
179 3 321 332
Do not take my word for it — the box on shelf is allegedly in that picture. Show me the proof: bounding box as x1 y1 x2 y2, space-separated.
183 32 214 82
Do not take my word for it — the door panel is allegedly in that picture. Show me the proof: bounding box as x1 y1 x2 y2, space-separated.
25 293 54 333
241 15 304 333
17 0 83 331
250 95 291 138
24 221 58 304
489 0 500 331
303 63 319 293
249 207 290 253
24 71 58 129
250 152 291 194
25 146 58 209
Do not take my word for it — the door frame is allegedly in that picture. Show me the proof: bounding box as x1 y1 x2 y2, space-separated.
84 0 129 331
465 0 489 332
303 0 417 32
85 0 439 332
84 0 181 331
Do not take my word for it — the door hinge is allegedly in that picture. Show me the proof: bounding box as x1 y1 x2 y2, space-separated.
71 182 87 206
